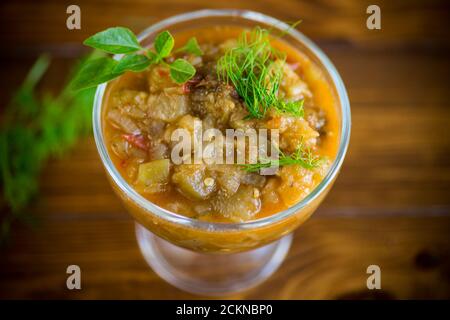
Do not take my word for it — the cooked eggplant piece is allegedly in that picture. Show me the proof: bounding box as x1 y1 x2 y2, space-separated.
212 185 261 222
147 92 188 122
172 164 216 200
135 159 170 194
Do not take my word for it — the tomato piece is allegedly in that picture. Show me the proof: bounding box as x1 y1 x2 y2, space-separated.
157 69 168 77
122 134 149 150
181 82 191 94
181 76 202 94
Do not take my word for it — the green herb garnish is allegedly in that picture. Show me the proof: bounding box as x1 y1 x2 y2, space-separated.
169 58 197 83
0 54 97 243
113 54 152 73
71 57 120 90
154 30 175 59
217 27 304 119
176 37 203 56
72 27 198 90
83 27 142 54
241 143 321 173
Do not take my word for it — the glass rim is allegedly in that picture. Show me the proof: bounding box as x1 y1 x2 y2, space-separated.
93 9 351 231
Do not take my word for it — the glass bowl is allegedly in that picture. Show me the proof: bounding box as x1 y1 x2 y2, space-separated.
93 9 351 295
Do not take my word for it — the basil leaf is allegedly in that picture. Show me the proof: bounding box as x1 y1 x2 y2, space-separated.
83 27 142 54
154 31 174 58
177 37 203 56
169 58 196 84
71 57 122 91
147 51 160 64
113 54 151 73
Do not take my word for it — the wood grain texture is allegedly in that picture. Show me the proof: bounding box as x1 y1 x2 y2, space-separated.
1 214 449 299
0 0 450 299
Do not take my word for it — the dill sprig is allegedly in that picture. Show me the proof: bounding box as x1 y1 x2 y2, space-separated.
241 143 322 173
0 54 96 244
217 27 304 119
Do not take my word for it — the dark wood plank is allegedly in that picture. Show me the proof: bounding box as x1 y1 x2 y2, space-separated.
0 0 449 50
1 215 449 299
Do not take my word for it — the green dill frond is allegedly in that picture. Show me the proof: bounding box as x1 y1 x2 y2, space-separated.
217 26 304 119
273 99 304 117
0 54 96 244
241 142 321 173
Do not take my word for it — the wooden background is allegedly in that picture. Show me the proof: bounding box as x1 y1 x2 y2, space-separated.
1 0 450 299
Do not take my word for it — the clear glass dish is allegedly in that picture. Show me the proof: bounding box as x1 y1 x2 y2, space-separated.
93 9 351 295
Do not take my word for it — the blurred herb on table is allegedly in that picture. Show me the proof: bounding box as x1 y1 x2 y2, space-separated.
0 54 97 244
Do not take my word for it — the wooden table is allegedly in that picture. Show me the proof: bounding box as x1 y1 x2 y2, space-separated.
0 0 449 299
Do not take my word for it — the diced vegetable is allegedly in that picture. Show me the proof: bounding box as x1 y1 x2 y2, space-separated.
279 117 319 152
191 82 236 127
262 178 280 205
122 133 149 150
147 65 177 93
110 134 129 160
229 108 257 130
112 90 148 118
125 158 143 180
110 134 147 161
304 106 327 133
241 172 266 187
147 92 188 122
208 165 241 196
135 159 170 193
278 165 314 206
278 60 312 101
212 185 261 222
147 118 166 136
181 75 202 94
107 109 140 134
216 171 240 196
172 165 216 200
149 142 169 160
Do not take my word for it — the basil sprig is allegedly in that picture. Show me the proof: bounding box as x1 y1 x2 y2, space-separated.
154 31 175 59
170 59 197 84
83 27 142 54
176 37 203 56
113 54 152 73
72 27 200 91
